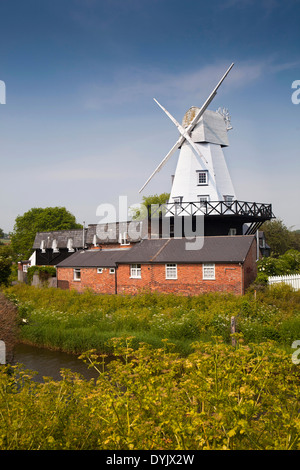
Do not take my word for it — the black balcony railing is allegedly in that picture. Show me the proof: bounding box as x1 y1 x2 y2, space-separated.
148 200 274 219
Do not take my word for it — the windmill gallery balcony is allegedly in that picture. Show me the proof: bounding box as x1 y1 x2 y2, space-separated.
147 200 274 237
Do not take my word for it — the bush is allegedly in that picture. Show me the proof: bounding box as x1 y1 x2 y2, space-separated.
26 266 56 285
1 337 300 450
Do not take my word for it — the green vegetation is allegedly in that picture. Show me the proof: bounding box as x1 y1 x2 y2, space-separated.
10 206 82 260
3 283 300 355
256 249 300 284
0 245 13 286
130 192 170 220
1 337 300 450
261 219 300 256
1 284 300 450
26 266 57 285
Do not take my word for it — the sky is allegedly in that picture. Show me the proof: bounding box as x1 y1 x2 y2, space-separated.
0 0 300 233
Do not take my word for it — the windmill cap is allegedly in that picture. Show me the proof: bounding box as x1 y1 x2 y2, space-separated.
182 107 200 127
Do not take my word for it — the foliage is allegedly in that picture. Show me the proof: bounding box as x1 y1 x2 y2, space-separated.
0 292 18 361
257 249 300 282
0 245 13 286
1 337 300 450
0 228 4 239
261 219 300 256
26 266 57 285
10 206 82 260
2 283 300 356
130 193 170 220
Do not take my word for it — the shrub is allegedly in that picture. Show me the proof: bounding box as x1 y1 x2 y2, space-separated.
26 266 56 285
1 337 300 450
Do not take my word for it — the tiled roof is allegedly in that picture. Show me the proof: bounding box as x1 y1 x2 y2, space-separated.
33 229 86 249
56 235 255 267
117 236 255 264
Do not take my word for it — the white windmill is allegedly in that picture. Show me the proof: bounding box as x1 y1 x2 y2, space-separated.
139 63 236 212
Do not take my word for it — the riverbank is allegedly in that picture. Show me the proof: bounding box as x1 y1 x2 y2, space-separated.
2 282 300 356
2 284 300 450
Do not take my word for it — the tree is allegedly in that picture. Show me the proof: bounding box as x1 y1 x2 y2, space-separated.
130 193 170 220
11 207 82 260
260 219 294 256
0 228 4 239
256 249 300 283
0 245 13 285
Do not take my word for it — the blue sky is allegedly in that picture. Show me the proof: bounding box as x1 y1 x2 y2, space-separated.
1 0 300 232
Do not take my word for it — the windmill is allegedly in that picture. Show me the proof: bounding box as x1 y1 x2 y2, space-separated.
139 63 236 210
139 63 274 236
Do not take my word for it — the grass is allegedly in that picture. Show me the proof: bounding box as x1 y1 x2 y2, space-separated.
2 284 300 450
2 282 300 356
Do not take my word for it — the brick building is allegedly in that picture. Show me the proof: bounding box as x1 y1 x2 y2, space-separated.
57 235 258 295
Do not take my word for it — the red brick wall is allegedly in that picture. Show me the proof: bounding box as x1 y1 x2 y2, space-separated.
242 238 258 293
117 263 243 296
57 267 116 294
57 242 258 296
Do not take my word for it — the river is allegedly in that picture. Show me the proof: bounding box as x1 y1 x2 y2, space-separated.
12 343 101 382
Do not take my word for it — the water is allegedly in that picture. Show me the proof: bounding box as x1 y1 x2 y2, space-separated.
12 343 100 382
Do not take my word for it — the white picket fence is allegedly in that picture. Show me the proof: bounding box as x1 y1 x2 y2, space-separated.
268 274 300 291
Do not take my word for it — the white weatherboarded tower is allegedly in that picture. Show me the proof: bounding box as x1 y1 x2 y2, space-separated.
139 63 236 209
169 106 236 205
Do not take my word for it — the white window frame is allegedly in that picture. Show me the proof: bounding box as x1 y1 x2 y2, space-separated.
52 239 59 253
197 170 208 186
202 263 215 280
228 228 237 236
198 195 210 209
73 268 81 281
109 268 115 274
119 232 130 246
97 268 103 274
67 238 74 252
165 263 177 280
130 264 141 279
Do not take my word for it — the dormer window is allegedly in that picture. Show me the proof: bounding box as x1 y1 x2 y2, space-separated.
197 170 208 186
40 240 46 253
52 239 59 253
119 232 130 246
67 238 74 252
93 234 98 247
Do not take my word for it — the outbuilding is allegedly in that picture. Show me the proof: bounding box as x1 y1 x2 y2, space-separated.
56 235 258 296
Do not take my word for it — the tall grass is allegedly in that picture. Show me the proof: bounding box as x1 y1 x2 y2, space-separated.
2 283 300 355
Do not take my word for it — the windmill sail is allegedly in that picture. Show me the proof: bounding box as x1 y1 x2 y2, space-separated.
139 63 234 193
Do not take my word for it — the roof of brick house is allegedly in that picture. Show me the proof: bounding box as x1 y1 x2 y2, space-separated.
56 235 256 268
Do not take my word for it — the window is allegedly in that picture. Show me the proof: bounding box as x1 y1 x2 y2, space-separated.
40 240 46 253
224 195 234 204
165 263 177 279
197 170 208 185
93 234 98 247
173 196 183 215
109 268 115 274
198 195 210 208
203 263 215 280
73 268 81 281
52 239 59 253
130 264 141 279
67 238 74 252
228 228 237 236
119 232 130 246
97 268 103 274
